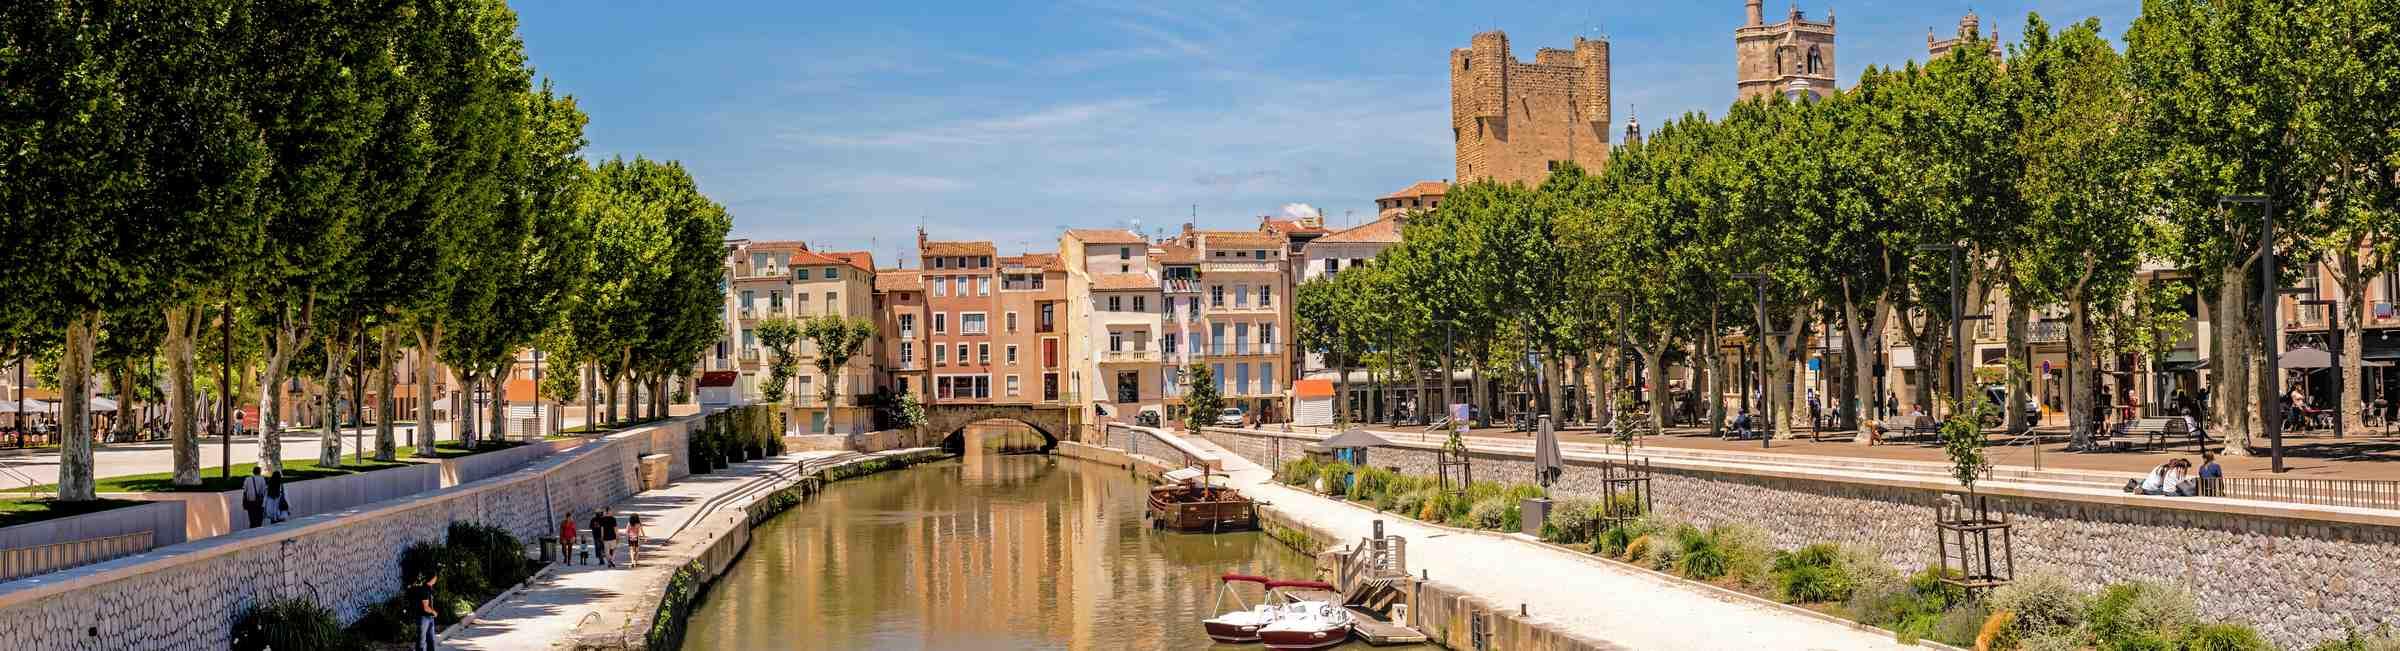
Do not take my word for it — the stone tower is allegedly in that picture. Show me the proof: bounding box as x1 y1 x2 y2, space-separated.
1735 1 1837 102
1928 12 2002 61
1450 31 1611 186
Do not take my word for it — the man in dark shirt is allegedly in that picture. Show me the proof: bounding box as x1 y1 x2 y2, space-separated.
590 510 617 567
409 574 438 651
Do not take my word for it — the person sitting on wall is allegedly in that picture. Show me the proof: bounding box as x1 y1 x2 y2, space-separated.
2136 458 2189 496
1730 409 1754 440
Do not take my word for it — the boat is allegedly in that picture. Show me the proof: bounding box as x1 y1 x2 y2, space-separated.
1201 574 1340 644
1148 466 1258 532
1258 600 1356 650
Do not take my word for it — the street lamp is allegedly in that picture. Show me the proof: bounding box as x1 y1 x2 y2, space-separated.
2222 195 2287 472
1730 272 1774 448
2300 298 2345 440
1916 244 1970 420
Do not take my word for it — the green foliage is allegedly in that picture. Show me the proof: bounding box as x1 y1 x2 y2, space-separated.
1347 465 1396 501
2178 623 2273 651
1391 488 1437 520
2086 581 2201 650
1989 572 2089 639
1940 393 1995 491
799 315 876 408
1538 499 1599 544
2310 627 2400 651
1466 496 1515 530
1180 363 1224 432
1279 458 1320 486
755 318 803 403
647 558 711 650
1316 461 1354 494
1674 525 1728 580
1770 543 1861 603
232 598 349 651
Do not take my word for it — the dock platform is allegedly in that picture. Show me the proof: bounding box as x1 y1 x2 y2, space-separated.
1284 588 1428 645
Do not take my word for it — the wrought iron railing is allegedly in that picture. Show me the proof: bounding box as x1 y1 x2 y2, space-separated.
2201 477 2400 510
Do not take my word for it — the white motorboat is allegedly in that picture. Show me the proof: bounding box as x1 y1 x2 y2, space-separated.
1258 600 1355 650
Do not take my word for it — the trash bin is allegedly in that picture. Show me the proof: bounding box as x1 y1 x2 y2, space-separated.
539 536 560 563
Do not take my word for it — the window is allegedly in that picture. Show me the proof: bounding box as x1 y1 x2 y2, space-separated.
1259 286 1272 307
740 290 755 308
898 314 916 338
1119 246 1131 259
977 276 991 296
1187 297 1199 317
1038 303 1056 332
822 267 838 280
975 375 990 398
1166 297 1176 315
767 290 783 310
1119 264 1129 274
1213 363 1227 393
933 256 946 269
898 377 910 394
961 313 988 335
1005 311 1019 333
824 292 837 313
1163 333 1178 354
1235 364 1251 395
934 344 947 365
1262 363 1276 395
899 342 915 366
956 344 968 365
742 330 756 348
1210 323 1225 354
1235 322 1250 354
1042 339 1059 367
1211 285 1225 308
1116 371 1139 404
1254 249 1268 260
1006 345 1019 365
1807 45 1823 74
1261 323 1276 345
1324 258 1339 275
977 343 990 365
1234 284 1248 307
932 278 946 297
1108 296 1122 312
1109 331 1124 352
933 313 947 334
1133 295 1147 312
1007 375 1022 397
1043 373 1060 401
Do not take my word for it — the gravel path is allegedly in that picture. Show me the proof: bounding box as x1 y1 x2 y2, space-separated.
1189 437 1918 651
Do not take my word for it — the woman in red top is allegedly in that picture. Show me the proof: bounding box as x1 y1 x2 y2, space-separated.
559 515 580 565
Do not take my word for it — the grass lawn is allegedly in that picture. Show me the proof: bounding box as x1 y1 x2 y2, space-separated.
0 497 149 528
6 440 533 494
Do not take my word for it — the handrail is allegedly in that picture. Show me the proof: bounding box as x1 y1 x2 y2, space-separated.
0 530 153 582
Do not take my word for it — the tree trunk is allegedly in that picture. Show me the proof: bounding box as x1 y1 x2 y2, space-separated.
1641 344 1668 434
415 327 439 457
166 305 202 486
1544 345 1565 426
2337 256 2369 436
1334 349 1350 426
2005 293 2031 435
2216 267 2255 454
319 330 344 467
2069 293 2096 450
1440 347 1456 428
1411 351 1427 425
456 370 477 448
376 327 396 461
490 360 513 442
57 311 101 501
257 321 302 473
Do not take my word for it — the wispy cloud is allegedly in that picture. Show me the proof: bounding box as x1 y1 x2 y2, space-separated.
784 98 1158 149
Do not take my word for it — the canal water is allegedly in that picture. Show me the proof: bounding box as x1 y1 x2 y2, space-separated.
682 424 1431 650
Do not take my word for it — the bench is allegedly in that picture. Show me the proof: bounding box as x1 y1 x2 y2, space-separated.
2102 417 2205 451
1891 415 1941 443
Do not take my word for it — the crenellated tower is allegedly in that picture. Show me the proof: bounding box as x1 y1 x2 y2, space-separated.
1735 2 1837 102
1449 31 1612 186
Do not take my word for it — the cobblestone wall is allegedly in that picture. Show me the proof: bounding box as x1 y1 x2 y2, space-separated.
0 417 692 650
1183 427 2400 649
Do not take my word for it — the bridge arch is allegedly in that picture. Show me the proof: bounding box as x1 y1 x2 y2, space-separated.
919 403 1082 453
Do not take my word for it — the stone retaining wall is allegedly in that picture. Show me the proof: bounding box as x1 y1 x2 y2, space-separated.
1190 426 2400 649
0 416 694 650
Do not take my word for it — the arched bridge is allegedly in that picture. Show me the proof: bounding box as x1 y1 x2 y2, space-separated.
920 403 1084 452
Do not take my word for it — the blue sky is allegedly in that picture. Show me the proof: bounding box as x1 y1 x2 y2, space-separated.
513 1 2138 266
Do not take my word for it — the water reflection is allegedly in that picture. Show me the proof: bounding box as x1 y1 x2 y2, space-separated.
682 424 1423 650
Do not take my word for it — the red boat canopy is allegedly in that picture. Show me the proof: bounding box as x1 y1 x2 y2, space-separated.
1220 573 1273 585
1265 579 1337 591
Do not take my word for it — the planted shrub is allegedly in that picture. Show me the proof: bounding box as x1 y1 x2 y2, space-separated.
1930 601 1993 647
2179 623 2273 651
1316 461 1354 494
232 598 349 651
2086 581 2199 650
1539 498 1599 544
1280 458 1320 486
1711 524 1775 589
1348 465 1396 502
1675 525 1727 580
1976 611 2021 651
447 521 533 591
1466 496 1514 530
1988 572 2087 638
1770 543 1858 603
1595 522 1636 558
1392 488 1436 519
2310 627 2400 651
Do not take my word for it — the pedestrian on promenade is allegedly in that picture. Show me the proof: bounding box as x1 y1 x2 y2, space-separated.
625 514 645 566
266 470 290 524
558 514 580 565
410 573 439 651
589 510 614 567
240 467 268 529
599 509 621 566
2195 451 2223 496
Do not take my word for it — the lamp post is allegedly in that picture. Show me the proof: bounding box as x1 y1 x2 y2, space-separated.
1730 273 1773 448
1916 244 1970 420
2222 195 2285 472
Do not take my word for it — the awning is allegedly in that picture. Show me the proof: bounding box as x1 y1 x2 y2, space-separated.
2281 347 2334 370
88 397 117 412
2159 351 2206 373
1293 379 1335 400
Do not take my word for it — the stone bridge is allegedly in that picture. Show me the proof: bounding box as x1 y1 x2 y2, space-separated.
919 403 1084 451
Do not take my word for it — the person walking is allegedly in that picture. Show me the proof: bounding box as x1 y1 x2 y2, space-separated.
240 467 268 529
624 514 646 567
588 510 613 567
410 573 439 651
598 509 621 566
266 470 291 524
558 514 580 565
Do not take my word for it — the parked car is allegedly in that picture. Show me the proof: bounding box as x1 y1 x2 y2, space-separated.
1215 407 1247 426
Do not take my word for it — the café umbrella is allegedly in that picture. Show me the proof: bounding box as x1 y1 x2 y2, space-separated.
1533 415 1564 488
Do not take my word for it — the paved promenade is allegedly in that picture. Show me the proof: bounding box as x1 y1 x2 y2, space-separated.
444 449 847 650
1186 436 1917 651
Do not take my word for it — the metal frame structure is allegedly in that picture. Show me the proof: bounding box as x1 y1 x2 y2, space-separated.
1934 494 2015 592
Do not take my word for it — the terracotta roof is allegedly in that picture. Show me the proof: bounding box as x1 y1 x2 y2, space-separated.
1379 180 1450 200
922 240 996 257
1262 218 1330 235
1312 216 1404 245
1198 230 1284 248
1065 228 1146 245
1091 273 1161 291
873 269 921 292
823 250 875 273
743 239 811 249
785 248 850 267
1152 243 1199 264
1000 253 1064 272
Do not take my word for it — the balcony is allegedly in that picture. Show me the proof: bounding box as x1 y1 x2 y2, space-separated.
2030 320 2067 344
1164 279 1202 294
1202 343 1281 356
739 348 760 362
1211 302 1277 314
1202 261 1278 274
1101 349 1160 363
766 303 787 316
739 306 757 321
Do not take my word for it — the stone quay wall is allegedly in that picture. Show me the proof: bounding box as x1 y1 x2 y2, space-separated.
0 416 695 651
1186 426 2400 649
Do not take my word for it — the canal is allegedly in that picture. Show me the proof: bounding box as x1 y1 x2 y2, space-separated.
682 424 1430 650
